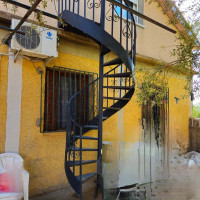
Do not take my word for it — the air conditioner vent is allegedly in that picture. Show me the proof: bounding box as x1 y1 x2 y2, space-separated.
11 19 58 58
15 25 40 50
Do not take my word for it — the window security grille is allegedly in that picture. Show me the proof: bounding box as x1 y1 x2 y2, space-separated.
40 66 98 132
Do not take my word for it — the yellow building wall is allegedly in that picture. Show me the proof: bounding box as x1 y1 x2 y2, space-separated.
0 29 9 154
0 0 191 196
19 41 190 195
103 61 190 148
19 36 102 196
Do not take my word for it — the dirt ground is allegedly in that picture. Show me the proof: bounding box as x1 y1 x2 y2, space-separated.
30 179 102 200
147 165 200 200
30 164 200 200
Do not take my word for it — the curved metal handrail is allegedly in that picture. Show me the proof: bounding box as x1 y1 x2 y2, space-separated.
62 0 137 197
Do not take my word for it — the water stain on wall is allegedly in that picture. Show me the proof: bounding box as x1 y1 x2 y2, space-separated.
103 91 169 199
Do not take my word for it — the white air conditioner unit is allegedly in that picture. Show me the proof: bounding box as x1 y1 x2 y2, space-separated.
10 18 58 58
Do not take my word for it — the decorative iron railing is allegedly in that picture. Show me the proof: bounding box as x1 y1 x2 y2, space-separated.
58 0 136 60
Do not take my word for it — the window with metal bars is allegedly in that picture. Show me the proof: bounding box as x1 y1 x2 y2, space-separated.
42 66 98 132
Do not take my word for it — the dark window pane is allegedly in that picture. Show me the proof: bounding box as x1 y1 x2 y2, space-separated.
43 67 96 132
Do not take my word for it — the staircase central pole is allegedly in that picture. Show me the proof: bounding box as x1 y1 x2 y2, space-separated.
97 45 104 199
96 0 105 199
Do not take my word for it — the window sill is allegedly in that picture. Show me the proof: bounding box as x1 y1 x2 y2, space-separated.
136 22 145 29
41 130 66 136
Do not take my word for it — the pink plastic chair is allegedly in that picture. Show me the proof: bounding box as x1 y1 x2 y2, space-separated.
0 153 29 200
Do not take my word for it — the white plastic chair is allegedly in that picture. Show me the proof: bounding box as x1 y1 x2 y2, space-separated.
0 153 29 200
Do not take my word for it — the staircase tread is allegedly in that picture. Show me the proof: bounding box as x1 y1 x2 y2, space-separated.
103 57 123 66
104 72 131 78
74 147 98 151
76 172 97 183
75 135 98 140
103 96 131 101
97 116 108 120
103 107 120 110
68 160 97 167
83 125 98 129
103 86 132 89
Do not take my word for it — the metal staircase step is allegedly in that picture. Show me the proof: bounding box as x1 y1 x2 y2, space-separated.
74 148 98 151
76 172 97 183
103 107 120 111
103 86 132 90
83 125 98 129
103 72 131 78
68 160 97 167
97 116 108 120
75 135 98 140
103 96 131 101
103 57 123 66
101 45 111 55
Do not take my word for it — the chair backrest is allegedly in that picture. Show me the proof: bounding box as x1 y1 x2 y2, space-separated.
0 153 24 193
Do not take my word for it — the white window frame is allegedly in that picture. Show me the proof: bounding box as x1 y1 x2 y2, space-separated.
115 0 138 24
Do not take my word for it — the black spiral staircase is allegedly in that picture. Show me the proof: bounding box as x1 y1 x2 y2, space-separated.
58 0 136 198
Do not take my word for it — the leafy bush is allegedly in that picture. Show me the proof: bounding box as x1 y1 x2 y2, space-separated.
193 103 200 118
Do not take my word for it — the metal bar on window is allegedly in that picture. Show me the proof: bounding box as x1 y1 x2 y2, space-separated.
64 70 67 129
69 69 72 100
92 74 95 119
46 71 49 131
83 72 86 124
52 68 55 131
58 69 61 129
97 74 99 115
74 71 77 122
40 71 43 133
79 73 82 124
87 74 90 122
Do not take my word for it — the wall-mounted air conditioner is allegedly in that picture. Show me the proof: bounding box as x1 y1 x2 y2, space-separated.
10 18 58 58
